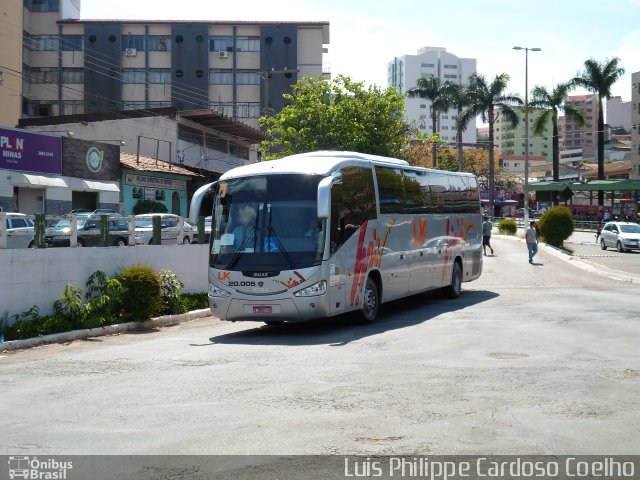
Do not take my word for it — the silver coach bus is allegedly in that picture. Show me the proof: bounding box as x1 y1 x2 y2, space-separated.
189 151 483 325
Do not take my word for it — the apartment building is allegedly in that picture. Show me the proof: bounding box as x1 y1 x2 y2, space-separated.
607 96 631 131
563 94 599 158
387 46 477 144
0 0 24 127
495 107 553 164
632 72 640 179
5 0 329 129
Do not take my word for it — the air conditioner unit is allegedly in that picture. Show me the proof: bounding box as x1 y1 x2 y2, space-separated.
125 48 137 57
218 51 229 58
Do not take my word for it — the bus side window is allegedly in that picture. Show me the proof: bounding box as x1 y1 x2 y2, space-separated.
330 167 376 254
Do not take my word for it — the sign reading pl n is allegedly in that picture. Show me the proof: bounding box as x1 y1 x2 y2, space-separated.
0 127 62 175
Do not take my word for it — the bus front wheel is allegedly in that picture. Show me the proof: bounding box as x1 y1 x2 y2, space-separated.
443 261 462 299
358 277 379 323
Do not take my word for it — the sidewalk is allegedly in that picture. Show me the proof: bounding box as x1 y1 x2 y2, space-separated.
494 229 640 283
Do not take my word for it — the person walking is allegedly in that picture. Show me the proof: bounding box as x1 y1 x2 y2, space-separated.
482 215 494 256
525 221 538 264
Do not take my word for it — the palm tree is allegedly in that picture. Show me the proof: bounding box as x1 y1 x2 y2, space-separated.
572 57 625 207
466 73 522 215
449 82 474 172
407 75 453 167
529 82 586 203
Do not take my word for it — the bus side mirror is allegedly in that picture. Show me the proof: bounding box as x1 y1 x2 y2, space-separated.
317 176 333 219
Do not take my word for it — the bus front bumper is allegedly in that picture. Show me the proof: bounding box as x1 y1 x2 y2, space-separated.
208 293 330 323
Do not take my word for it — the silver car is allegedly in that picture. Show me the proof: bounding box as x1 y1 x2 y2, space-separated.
134 213 194 245
4 213 35 249
600 222 640 253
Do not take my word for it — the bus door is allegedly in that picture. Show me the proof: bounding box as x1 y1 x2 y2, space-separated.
329 166 377 312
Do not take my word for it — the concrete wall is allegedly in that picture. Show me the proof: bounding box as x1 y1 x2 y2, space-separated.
0 244 209 318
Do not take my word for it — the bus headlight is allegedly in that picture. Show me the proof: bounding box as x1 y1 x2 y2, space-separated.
209 284 231 298
293 280 327 297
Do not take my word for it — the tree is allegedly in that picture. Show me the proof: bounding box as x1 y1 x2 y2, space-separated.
449 82 475 171
530 82 586 203
260 75 410 159
466 73 522 215
407 75 454 167
572 57 625 206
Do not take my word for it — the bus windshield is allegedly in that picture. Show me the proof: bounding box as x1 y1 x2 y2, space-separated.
209 174 326 271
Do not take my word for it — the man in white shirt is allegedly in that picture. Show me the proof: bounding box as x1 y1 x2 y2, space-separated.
525 221 538 264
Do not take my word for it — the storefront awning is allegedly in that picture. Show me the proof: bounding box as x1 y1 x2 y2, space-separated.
11 172 68 188
569 180 640 192
66 178 120 192
84 180 120 192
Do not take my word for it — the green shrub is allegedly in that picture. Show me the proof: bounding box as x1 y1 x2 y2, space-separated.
3 307 42 340
538 206 574 248
37 315 72 336
117 265 163 322
498 218 517 235
159 269 186 314
85 270 123 326
132 200 168 215
180 292 208 312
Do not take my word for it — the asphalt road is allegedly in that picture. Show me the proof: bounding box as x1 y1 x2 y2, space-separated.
1 236 638 457
565 231 640 277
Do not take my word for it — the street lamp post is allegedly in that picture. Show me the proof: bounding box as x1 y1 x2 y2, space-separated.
513 46 541 229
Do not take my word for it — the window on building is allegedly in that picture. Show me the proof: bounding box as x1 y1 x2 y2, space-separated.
419 104 427 109
236 70 260 85
122 35 145 51
29 67 58 84
155 189 165 201
442 126 449 130
27 0 59 12
443 74 458 79
209 36 233 52
148 69 171 84
61 35 83 51
61 100 84 115
442 115 448 119
208 69 233 85
421 63 435 68
122 69 146 83
443 64 458 69
62 68 83 84
236 36 260 52
148 36 170 51
28 35 59 51
132 187 143 199
123 101 146 111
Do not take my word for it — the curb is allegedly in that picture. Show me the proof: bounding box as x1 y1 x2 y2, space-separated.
494 234 640 284
0 308 212 352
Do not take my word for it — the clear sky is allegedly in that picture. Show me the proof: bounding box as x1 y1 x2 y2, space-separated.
82 0 639 101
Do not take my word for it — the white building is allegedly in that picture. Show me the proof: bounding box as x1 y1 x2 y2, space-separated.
388 46 477 144
607 96 631 131
632 72 640 179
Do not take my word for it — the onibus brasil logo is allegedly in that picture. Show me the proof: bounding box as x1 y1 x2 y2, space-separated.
85 146 104 173
8 456 73 479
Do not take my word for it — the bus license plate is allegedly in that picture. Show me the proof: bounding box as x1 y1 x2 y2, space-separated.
253 306 272 314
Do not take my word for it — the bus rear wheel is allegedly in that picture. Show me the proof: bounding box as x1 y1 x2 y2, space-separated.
443 261 462 299
358 277 379 323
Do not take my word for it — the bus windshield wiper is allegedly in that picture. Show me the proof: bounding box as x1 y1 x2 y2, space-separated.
226 228 253 269
227 206 261 269
266 225 296 270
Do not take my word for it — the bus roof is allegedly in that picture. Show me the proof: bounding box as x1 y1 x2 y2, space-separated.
219 150 476 180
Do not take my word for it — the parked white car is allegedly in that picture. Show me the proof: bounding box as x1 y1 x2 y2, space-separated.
600 221 640 252
3 213 35 249
134 213 194 245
